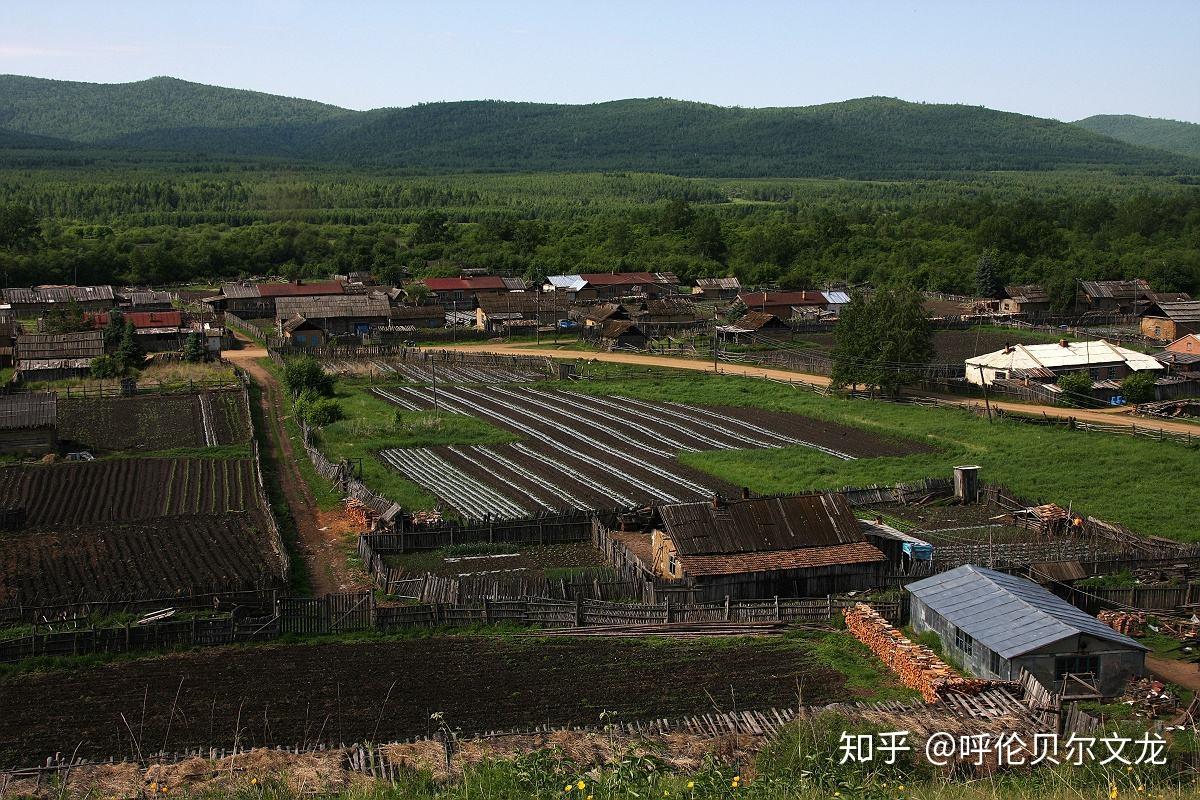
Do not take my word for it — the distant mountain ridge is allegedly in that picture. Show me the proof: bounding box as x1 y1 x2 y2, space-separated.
1073 114 1200 160
1 74 1197 178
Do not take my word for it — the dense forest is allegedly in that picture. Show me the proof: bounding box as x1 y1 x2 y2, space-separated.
1 165 1197 303
1074 114 1200 160
2 76 1199 178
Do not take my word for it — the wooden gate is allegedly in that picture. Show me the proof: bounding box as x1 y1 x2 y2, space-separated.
277 592 374 635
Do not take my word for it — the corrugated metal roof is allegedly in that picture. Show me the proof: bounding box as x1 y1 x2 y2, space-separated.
3 285 116 305
906 564 1147 659
0 392 56 430
123 290 176 307
16 330 104 360
1080 279 1151 301
822 290 851 305
1145 301 1200 323
89 311 182 329
579 272 663 286
546 275 588 291
695 277 741 290
275 295 391 320
965 340 1163 373
219 283 262 299
660 493 865 556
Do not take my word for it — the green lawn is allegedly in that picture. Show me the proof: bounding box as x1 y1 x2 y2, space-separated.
549 368 1200 543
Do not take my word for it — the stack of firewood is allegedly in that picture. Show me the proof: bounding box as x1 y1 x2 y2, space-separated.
843 603 974 702
1098 610 1147 637
344 498 376 529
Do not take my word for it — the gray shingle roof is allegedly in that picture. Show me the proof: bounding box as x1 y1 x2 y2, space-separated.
906 564 1147 659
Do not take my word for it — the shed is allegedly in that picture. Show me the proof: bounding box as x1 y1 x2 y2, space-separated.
648 493 887 601
1139 301 1200 341
907 564 1146 697
734 291 827 319
716 311 791 343
1000 284 1051 316
1078 279 1152 314
16 330 105 381
598 320 647 349
2 285 116 317
0 392 57 454
693 277 742 300
275 295 391 338
121 290 176 311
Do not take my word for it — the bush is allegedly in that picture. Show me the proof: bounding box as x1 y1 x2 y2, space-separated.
182 332 208 363
295 391 344 428
1121 371 1157 404
89 354 122 378
283 356 335 397
1056 371 1095 407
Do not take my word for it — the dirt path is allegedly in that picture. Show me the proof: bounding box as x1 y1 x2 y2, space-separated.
224 341 366 595
430 341 1200 436
1147 654 1200 692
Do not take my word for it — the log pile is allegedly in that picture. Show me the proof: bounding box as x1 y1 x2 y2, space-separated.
843 603 993 702
344 498 376 529
1097 610 1147 637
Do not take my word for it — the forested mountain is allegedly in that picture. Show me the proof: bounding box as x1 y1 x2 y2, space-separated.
1 75 1197 178
1073 114 1200 159
0 75 352 143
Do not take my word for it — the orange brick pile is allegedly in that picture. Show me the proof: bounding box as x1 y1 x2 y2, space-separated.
1097 610 1147 637
843 603 992 702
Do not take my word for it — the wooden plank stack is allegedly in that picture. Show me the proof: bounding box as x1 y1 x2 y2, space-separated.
843 603 989 703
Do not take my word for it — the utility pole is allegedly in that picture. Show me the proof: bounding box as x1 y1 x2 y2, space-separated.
713 324 720 373
535 290 541 345
977 364 993 423
452 299 457 344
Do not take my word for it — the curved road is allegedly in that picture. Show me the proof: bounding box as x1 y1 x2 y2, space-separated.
425 341 1200 436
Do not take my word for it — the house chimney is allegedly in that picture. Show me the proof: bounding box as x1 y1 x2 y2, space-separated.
1003 342 1012 354
711 495 722 510
1059 339 1069 348
741 486 751 500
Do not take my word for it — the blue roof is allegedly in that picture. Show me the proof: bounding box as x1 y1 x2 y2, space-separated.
906 565 1147 659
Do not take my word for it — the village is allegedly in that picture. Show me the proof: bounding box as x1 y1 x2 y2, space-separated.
0 268 1198 793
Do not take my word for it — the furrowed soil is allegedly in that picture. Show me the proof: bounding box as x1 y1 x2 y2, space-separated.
58 390 251 453
0 635 852 767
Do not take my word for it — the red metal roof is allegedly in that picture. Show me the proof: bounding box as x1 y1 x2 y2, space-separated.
256 281 345 298
423 276 508 291
88 311 182 329
738 291 827 307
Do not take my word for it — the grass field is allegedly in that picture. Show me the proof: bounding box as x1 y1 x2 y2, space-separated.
551 368 1200 543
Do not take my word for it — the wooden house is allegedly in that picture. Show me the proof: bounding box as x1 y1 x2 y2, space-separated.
87 311 186 352
423 276 526 308
545 272 676 301
1077 279 1152 314
15 331 105 381
120 290 176 312
2 286 117 318
965 340 1163 387
208 280 346 317
275 294 392 341
715 311 791 343
475 293 570 332
693 277 742 301
0 392 57 455
598 320 647 349
645 493 887 601
733 291 827 320
999 284 1052 317
1154 333 1200 374
581 303 629 328
389 304 447 329
908 565 1146 698
1139 300 1200 341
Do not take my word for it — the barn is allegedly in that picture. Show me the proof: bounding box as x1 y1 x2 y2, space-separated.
647 493 887 601
716 311 791 343
907 564 1147 698
598 320 647 349
0 392 57 455
15 331 105 381
275 295 392 341
2 285 117 317
999 284 1051 317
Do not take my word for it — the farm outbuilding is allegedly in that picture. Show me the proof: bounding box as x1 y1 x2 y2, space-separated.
907 564 1146 698
0 392 57 455
646 493 887 601
716 311 791 343
734 291 827 320
16 330 105 381
120 290 176 311
1 285 117 317
999 284 1051 317
545 272 677 301
598 320 647 349
693 277 741 301
1077 279 1153 314
88 311 187 352
1139 301 1200 342
275 295 392 340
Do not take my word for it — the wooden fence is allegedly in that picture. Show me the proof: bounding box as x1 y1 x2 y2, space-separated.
1059 583 1199 615
222 310 270 344
0 590 901 663
269 341 554 374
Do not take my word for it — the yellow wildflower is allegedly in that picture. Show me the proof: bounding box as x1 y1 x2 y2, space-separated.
564 786 573 793
578 781 586 791
1110 787 1119 799
687 781 694 790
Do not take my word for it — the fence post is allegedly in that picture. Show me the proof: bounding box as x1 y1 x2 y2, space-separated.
724 595 731 621
575 596 584 627
665 595 673 624
827 594 833 620
774 595 781 622
482 598 491 625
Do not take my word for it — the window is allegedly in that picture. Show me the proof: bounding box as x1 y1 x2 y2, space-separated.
1154 325 1162 338
1108 367 1118 379
1089 368 1100 380
990 650 1003 677
668 554 678 576
954 627 974 656
1055 655 1100 680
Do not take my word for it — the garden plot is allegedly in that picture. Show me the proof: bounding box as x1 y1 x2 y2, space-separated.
320 357 543 383
58 390 252 453
371 386 913 520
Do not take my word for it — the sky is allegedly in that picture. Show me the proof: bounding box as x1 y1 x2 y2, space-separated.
1 0 1198 123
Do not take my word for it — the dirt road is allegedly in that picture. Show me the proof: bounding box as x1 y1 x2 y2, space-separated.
1147 654 1200 692
430 341 1200 436
224 342 366 595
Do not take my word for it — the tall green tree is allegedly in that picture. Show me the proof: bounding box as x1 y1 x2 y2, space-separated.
975 249 1004 298
830 291 873 390
831 288 933 397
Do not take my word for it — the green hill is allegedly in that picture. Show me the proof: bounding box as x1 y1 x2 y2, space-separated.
1073 114 1200 159
0 74 352 143
1 75 1197 178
